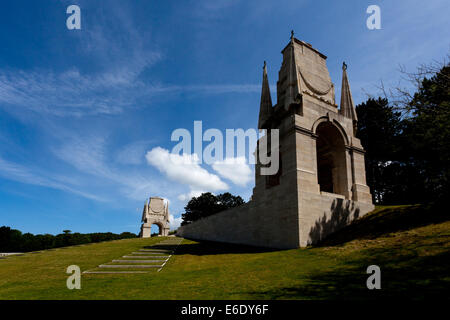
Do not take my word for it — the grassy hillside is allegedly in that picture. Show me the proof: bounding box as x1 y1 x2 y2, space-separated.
0 204 449 299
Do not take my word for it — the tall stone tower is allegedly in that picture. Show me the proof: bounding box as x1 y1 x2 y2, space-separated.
252 34 374 247
140 197 170 237
178 35 374 248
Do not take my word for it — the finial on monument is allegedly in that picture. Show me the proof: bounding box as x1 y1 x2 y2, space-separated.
342 61 347 70
290 30 294 40
258 59 272 130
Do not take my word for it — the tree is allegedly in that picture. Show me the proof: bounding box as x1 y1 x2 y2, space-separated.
402 64 450 201
181 192 244 225
356 97 403 203
357 60 450 205
0 225 137 252
216 192 245 211
0 226 22 252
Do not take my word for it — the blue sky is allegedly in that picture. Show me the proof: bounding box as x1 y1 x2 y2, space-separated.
0 0 448 235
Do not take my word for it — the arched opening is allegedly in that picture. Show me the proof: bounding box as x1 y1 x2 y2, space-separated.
316 122 349 197
151 223 162 237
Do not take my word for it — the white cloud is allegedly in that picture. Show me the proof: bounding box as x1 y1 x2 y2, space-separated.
168 213 183 230
146 147 228 192
212 156 252 187
177 190 204 201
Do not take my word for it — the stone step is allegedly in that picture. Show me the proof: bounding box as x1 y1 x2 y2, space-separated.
0 253 24 257
112 260 166 263
145 246 173 248
131 252 171 255
83 271 150 274
122 255 168 258
99 264 162 268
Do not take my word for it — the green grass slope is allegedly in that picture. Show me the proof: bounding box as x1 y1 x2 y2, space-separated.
0 204 449 300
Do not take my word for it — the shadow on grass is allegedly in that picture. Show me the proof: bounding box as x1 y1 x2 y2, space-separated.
245 249 450 300
316 202 449 247
309 199 361 245
146 240 278 256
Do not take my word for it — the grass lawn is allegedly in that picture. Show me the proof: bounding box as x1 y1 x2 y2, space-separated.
0 204 449 299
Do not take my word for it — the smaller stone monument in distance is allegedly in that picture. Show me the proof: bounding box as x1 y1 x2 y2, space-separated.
139 197 170 237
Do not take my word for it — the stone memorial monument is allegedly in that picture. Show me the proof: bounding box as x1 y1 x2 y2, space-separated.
139 197 170 237
177 33 374 248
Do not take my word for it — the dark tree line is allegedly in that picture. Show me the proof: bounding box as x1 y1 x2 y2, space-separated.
356 61 449 204
181 192 244 225
0 226 136 252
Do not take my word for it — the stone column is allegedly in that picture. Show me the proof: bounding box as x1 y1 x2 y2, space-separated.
350 148 373 203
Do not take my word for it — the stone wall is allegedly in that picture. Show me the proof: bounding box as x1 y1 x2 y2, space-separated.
177 195 373 249
177 195 300 249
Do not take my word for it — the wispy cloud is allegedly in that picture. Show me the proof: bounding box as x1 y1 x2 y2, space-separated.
0 0 162 117
0 68 144 117
52 136 159 201
0 2 260 118
0 67 260 117
115 140 154 165
0 156 105 201
0 134 159 203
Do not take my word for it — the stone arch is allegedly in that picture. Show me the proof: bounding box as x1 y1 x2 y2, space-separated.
140 197 171 237
311 116 349 146
314 121 349 198
149 221 164 236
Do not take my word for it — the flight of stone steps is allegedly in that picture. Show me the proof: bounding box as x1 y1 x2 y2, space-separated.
83 237 183 274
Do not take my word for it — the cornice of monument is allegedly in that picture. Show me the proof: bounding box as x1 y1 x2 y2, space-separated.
281 37 328 60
